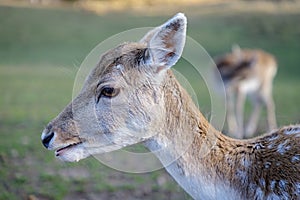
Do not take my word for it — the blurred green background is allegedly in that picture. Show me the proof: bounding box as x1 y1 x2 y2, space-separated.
0 0 299 199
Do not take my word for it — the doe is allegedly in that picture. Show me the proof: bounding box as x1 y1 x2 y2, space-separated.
214 46 277 138
41 13 299 200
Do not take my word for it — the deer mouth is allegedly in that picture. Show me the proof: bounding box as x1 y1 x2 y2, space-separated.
55 142 83 156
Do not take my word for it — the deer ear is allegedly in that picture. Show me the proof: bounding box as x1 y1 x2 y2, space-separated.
140 13 187 72
232 44 242 62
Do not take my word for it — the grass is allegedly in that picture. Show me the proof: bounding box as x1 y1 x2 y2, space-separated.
0 4 299 199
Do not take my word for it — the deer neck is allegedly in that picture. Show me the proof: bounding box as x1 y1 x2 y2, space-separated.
144 70 223 163
143 70 242 199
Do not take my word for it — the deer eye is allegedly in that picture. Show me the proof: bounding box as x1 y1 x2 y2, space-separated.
97 87 120 103
102 87 119 97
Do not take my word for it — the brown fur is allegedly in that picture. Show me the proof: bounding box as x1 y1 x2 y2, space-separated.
214 48 278 138
160 69 300 199
42 14 299 199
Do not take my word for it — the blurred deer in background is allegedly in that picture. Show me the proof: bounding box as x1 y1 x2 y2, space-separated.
214 46 277 138
41 14 299 199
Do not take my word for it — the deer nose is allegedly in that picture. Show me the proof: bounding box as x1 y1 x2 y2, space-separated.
41 129 54 149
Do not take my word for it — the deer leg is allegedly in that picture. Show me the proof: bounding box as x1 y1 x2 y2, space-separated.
226 90 238 137
265 95 277 131
236 89 246 138
245 96 262 138
261 82 277 132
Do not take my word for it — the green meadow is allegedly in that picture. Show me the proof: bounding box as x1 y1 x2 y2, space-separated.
0 4 299 199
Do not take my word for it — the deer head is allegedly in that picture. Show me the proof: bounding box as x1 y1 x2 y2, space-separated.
41 13 187 162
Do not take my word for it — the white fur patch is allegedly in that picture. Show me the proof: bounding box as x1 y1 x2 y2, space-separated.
264 162 271 169
239 78 260 94
114 64 124 71
267 143 274 149
295 182 300 195
277 140 291 155
291 155 300 163
270 180 276 191
284 126 300 135
267 193 282 200
241 157 251 168
259 178 266 188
